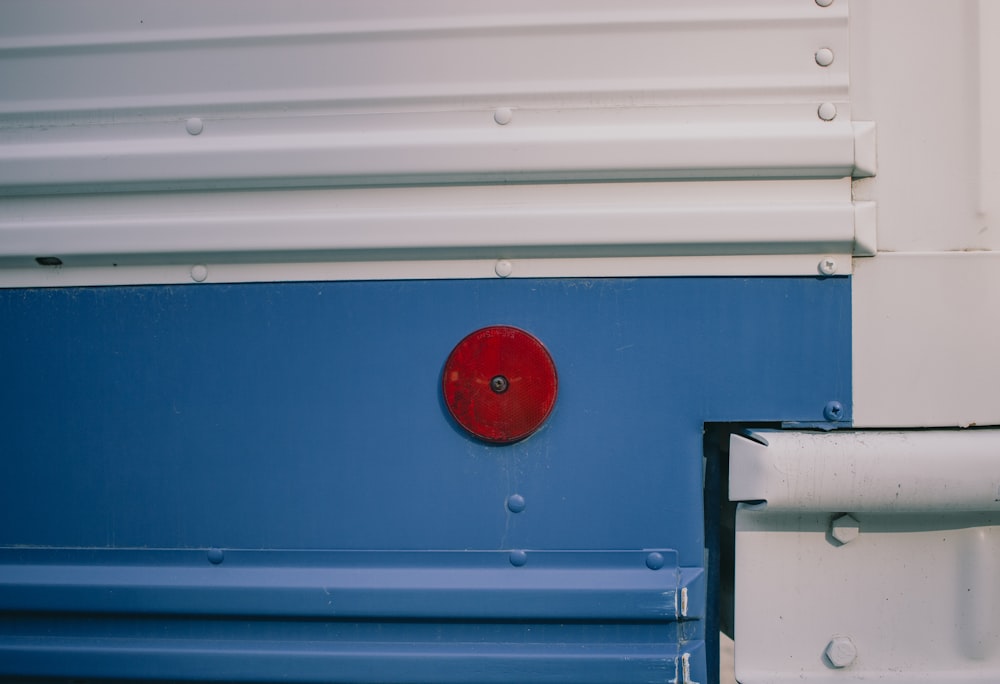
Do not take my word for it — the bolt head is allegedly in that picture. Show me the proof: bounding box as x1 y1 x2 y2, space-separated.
825 636 857 668
831 514 860 545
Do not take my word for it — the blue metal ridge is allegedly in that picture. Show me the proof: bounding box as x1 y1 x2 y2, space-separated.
0 549 698 622
0 624 701 684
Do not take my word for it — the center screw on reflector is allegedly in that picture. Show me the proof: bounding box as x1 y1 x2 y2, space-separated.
490 375 509 394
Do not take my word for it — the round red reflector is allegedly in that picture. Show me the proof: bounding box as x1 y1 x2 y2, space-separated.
442 326 558 444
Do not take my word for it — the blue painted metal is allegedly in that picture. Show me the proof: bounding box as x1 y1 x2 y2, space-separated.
0 277 850 682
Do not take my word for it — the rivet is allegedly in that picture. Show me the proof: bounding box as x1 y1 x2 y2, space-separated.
817 102 838 121
494 107 513 126
815 0 834 6
207 548 224 565
185 117 204 136
190 264 208 282
506 494 526 513
824 400 844 422
509 550 528 567
645 552 666 570
495 260 513 278
825 636 857 668
815 48 835 67
818 257 838 276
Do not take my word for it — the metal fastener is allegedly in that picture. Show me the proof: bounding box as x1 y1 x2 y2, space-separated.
825 636 857 668
509 550 528 567
830 514 860 545
818 257 838 276
645 552 666 570
506 494 526 513
817 102 838 121
815 48 835 67
823 400 844 421
491 375 509 394
185 117 204 135
494 107 513 125
191 264 208 282
495 260 513 278
815 0 834 6
207 548 224 565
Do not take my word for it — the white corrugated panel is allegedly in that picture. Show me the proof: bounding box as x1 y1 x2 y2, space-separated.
0 0 865 286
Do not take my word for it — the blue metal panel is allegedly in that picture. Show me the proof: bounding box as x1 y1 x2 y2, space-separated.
0 277 850 682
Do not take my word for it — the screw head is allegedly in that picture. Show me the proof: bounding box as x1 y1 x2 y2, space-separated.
823 400 844 421
818 257 838 276
185 117 204 135
490 375 509 394
815 48 835 67
495 260 513 278
191 264 209 282
830 514 860 545
825 636 857 668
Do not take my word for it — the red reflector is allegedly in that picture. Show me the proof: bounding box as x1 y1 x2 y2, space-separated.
442 326 558 444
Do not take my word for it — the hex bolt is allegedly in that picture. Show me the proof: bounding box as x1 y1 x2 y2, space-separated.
830 514 860 545
825 636 857 668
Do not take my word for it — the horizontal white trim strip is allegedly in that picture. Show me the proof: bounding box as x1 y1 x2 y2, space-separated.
0 120 858 194
731 430 1000 513
0 180 859 285
0 255 854 289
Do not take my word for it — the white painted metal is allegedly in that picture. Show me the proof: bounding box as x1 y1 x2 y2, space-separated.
852 253 1000 428
850 0 1000 427
0 180 859 286
730 430 1000 514
0 0 864 286
732 430 1000 683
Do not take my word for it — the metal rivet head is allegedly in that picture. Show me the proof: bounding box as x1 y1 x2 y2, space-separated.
824 400 844 422
815 48 835 67
825 636 857 668
191 264 208 282
185 117 204 136
506 494 526 513
495 260 513 278
815 0 834 6
818 257 838 276
207 548 224 565
645 552 666 570
494 107 513 125
818 102 838 121
509 550 528 567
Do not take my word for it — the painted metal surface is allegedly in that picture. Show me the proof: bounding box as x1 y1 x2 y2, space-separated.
0 0 866 286
0 179 863 287
732 430 1000 682
0 277 852 681
849 0 1000 427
